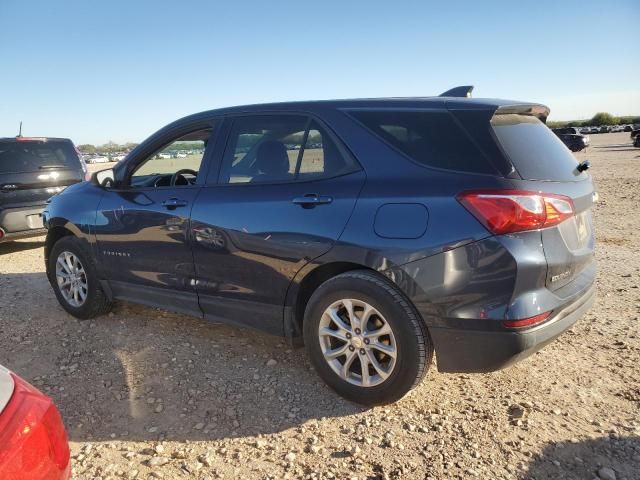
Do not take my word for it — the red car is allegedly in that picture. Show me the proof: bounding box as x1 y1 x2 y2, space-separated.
0 365 71 479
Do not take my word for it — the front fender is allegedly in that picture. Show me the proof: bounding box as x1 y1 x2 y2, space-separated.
43 182 105 266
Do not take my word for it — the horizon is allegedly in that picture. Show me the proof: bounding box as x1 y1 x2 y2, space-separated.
37 106 640 149
1 0 638 145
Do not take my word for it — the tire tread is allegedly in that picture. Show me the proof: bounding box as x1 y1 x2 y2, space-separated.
304 269 434 405
48 236 113 319
321 270 433 388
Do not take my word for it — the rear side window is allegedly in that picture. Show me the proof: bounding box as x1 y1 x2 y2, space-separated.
348 110 496 174
0 140 80 174
219 115 357 184
491 115 585 182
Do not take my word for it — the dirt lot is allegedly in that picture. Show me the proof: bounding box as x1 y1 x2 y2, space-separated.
1 132 639 480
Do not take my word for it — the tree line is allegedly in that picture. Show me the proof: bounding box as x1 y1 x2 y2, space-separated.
76 141 139 155
548 112 640 129
78 131 326 154
77 114 637 152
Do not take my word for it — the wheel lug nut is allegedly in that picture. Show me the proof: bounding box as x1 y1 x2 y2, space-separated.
349 345 355 352
360 348 366 355
346 333 352 339
355 328 361 335
364 338 369 344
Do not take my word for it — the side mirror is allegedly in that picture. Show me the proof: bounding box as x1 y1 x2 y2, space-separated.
92 168 115 188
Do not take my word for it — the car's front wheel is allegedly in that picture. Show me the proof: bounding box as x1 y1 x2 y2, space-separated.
303 270 433 406
48 236 113 319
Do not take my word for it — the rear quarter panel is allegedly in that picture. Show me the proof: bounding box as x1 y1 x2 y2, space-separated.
285 108 523 323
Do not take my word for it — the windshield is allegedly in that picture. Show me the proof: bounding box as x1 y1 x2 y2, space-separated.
0 140 79 174
491 115 587 182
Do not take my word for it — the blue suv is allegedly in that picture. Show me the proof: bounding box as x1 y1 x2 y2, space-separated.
43 87 596 405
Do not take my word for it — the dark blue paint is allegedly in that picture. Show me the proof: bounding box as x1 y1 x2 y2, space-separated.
374 204 428 239
190 170 366 335
42 96 596 373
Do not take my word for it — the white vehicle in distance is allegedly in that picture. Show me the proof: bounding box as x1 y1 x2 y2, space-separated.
84 155 109 164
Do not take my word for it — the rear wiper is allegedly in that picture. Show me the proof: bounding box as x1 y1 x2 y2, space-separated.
38 165 66 169
576 160 590 172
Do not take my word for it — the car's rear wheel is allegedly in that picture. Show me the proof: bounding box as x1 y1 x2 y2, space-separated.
303 270 433 406
48 236 113 319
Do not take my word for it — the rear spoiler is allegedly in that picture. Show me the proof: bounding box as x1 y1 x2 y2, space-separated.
494 104 550 123
440 88 549 123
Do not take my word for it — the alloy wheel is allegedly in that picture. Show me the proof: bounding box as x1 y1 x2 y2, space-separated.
55 251 88 308
318 299 397 387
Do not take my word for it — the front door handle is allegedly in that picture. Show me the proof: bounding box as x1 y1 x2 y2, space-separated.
292 194 333 207
161 198 189 209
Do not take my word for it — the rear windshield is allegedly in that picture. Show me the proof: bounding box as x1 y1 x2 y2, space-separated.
491 115 586 182
0 140 80 174
349 110 496 174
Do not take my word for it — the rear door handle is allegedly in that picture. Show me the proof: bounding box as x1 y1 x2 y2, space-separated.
161 198 189 209
292 194 333 207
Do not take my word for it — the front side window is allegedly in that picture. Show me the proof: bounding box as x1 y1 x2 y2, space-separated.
219 115 356 184
130 128 213 187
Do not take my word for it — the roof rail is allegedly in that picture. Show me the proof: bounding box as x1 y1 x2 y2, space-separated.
439 86 474 98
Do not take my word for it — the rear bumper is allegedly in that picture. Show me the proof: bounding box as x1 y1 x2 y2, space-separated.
0 204 46 241
430 284 596 373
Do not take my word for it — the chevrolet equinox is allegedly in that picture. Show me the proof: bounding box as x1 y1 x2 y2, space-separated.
43 87 596 405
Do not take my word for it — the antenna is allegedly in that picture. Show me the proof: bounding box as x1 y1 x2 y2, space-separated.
439 86 474 98
18 121 23 137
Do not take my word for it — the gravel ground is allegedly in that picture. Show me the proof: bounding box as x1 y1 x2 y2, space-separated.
1 132 639 480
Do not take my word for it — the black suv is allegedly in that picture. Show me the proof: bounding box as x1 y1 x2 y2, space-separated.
0 137 85 242
552 128 590 152
43 88 596 405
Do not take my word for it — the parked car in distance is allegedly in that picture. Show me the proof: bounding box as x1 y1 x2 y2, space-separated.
0 364 71 479
553 127 580 135
0 136 85 243
556 133 589 152
552 128 589 152
83 155 108 164
623 125 633 132
43 88 596 405
631 129 640 140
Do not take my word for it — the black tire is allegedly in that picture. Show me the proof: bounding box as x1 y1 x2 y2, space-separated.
303 270 433 406
48 235 113 319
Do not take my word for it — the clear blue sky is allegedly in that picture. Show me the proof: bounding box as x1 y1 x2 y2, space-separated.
1 0 638 145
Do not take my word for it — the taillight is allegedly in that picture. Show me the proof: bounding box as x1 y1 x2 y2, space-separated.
503 311 551 329
0 374 71 480
457 190 574 234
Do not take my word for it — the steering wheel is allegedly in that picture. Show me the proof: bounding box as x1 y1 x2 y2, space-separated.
170 169 198 186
